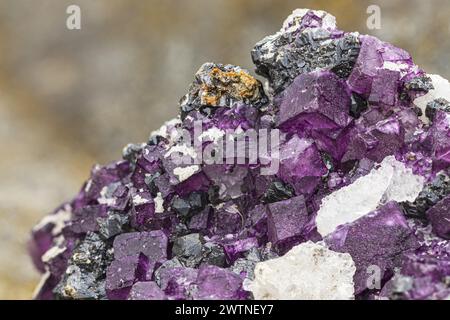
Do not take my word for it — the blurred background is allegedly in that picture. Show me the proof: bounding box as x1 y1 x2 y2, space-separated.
0 0 449 299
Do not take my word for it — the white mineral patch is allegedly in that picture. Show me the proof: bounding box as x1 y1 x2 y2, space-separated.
255 9 338 64
97 186 116 206
132 194 150 206
33 271 51 299
282 9 337 32
383 61 405 73
149 117 181 139
41 245 67 264
54 235 65 246
164 144 198 159
254 34 278 61
316 156 425 236
154 192 164 213
318 11 337 30
173 165 199 182
414 74 450 124
282 8 309 30
198 127 225 144
245 241 356 300
383 61 419 78
33 204 72 236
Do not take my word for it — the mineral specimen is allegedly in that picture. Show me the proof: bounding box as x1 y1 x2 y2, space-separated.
30 9 450 300
245 241 356 299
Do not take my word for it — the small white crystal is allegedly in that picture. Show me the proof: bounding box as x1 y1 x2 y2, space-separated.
198 127 225 144
383 61 417 78
33 204 72 236
154 192 164 213
173 165 199 182
164 144 198 159
245 241 356 300
383 158 426 203
97 185 117 206
132 194 150 206
33 271 51 299
414 74 450 124
282 9 337 32
316 156 425 236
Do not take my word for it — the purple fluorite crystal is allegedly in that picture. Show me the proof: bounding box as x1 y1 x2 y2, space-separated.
30 9 450 300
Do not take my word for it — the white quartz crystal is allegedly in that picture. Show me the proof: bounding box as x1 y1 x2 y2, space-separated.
316 156 425 236
33 271 51 299
245 241 356 300
414 74 450 124
153 192 164 213
33 204 72 236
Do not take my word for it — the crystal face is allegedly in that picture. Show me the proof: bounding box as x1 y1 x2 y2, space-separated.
30 9 450 300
